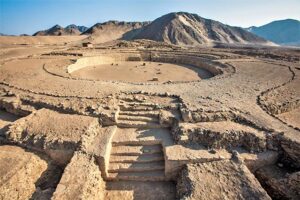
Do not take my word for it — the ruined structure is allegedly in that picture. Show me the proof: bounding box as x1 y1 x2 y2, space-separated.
0 40 299 199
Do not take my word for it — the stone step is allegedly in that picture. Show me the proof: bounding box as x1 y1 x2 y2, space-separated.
118 115 158 123
105 181 176 200
119 105 158 112
119 111 159 118
109 154 165 163
106 170 166 181
112 128 173 146
111 145 162 156
112 140 161 146
122 102 159 107
118 98 144 103
108 161 165 173
117 120 165 129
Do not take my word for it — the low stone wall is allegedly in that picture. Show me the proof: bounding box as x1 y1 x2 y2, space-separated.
6 109 101 166
281 137 300 168
176 161 272 199
261 99 300 116
151 52 223 76
172 122 269 152
52 151 105 200
80 125 118 179
67 53 143 73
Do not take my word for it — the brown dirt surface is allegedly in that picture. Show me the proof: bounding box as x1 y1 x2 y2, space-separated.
0 35 86 45
177 160 272 200
0 145 48 200
8 108 97 142
277 107 300 129
71 61 213 83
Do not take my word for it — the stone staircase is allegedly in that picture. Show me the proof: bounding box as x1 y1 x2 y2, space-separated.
116 99 165 129
105 95 178 182
104 95 179 198
107 142 166 181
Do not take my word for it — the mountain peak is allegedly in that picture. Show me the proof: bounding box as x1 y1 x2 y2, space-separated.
65 24 77 29
132 11 269 46
34 24 78 36
51 24 63 29
247 18 300 45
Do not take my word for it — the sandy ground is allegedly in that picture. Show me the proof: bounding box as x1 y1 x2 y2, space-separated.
105 181 176 200
277 107 300 129
71 61 213 83
0 36 86 46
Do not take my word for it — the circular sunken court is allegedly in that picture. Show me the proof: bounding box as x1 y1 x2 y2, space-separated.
66 53 220 84
71 61 213 83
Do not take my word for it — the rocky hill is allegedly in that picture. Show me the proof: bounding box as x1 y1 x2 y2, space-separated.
246 19 300 46
82 21 150 43
31 12 278 46
33 24 88 36
131 12 272 46
65 24 89 33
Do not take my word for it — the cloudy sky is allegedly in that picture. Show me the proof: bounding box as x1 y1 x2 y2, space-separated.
1 0 299 35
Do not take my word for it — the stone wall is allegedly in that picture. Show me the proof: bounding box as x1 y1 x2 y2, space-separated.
66 51 224 78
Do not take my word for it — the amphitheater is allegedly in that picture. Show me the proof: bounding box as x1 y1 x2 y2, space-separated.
0 40 299 200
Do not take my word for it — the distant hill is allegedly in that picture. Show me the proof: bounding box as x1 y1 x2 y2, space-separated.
65 24 88 33
0 33 12 36
30 12 280 46
131 12 272 46
246 19 300 46
82 21 150 43
33 24 88 36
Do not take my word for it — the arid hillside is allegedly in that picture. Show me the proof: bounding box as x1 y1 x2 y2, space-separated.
29 12 277 46
82 21 150 44
132 12 273 46
33 24 85 36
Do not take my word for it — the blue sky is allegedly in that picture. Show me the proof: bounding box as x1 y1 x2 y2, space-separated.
1 0 300 35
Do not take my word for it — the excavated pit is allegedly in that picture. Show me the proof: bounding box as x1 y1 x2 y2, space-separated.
66 53 220 84
71 61 213 83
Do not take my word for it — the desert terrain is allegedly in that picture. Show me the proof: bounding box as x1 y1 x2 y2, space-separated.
0 12 299 200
